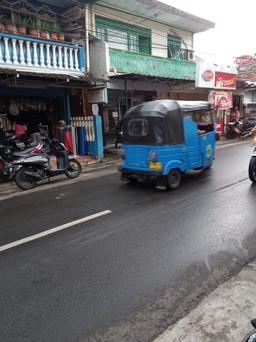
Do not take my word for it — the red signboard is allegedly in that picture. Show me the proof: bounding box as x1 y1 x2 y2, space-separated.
214 72 237 89
235 55 254 66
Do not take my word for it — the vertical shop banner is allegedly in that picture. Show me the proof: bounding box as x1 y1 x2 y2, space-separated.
235 55 256 81
214 72 237 89
208 91 233 109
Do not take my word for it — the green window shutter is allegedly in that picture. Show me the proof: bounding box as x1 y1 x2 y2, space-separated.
95 15 151 54
138 35 151 54
168 35 182 59
129 33 138 52
107 28 128 50
96 26 106 41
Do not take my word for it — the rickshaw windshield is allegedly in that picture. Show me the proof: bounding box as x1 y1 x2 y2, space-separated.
128 119 149 137
123 117 167 144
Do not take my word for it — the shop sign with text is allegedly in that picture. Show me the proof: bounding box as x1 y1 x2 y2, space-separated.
235 55 254 66
87 88 108 103
196 61 237 89
214 72 237 89
235 55 256 81
208 91 232 109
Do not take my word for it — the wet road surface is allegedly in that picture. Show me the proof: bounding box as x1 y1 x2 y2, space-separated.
0 142 255 342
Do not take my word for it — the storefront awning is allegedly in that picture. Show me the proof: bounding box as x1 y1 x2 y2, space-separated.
243 81 256 88
109 73 195 84
0 67 87 80
38 0 100 10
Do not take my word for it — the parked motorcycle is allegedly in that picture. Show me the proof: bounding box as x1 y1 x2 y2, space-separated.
10 140 82 190
248 136 256 183
0 131 31 151
0 143 44 179
226 120 255 139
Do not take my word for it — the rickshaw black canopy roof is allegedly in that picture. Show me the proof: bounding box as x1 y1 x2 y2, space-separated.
123 100 211 145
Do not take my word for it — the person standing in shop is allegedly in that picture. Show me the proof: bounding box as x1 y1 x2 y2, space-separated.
231 106 241 122
26 111 42 143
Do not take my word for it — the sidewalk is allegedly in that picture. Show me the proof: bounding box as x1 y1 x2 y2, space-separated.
0 152 121 200
153 261 256 342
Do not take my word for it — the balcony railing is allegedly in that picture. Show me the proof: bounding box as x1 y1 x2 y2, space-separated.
109 48 196 80
0 32 85 77
168 45 194 61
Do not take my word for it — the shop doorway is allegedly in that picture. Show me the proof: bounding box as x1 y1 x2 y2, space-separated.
102 89 156 146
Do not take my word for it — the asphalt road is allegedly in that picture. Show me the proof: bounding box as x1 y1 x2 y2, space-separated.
0 142 255 342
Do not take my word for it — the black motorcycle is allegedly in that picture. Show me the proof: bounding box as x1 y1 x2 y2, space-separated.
226 120 255 139
10 140 82 190
0 131 31 151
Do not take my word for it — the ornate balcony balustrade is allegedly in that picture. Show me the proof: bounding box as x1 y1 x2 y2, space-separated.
0 32 85 77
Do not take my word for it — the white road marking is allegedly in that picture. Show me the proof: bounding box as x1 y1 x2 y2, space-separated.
0 210 112 252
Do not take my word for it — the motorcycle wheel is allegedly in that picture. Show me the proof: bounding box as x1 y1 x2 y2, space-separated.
14 167 37 190
226 130 237 139
249 157 256 183
243 329 256 342
65 159 82 179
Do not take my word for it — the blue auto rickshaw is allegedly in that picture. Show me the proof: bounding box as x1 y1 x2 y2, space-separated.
119 100 215 189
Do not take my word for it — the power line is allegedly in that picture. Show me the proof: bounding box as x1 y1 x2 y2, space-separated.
24 0 235 60
88 26 236 59
51 0 223 58
58 1 196 50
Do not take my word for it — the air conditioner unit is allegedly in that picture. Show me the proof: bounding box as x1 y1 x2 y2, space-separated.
187 51 195 61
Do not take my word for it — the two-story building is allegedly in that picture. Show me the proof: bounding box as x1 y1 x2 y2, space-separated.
87 0 215 144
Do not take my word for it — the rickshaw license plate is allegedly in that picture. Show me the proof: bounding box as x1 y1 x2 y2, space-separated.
149 162 162 169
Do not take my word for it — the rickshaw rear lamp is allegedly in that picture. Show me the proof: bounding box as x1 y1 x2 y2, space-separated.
120 149 125 160
150 151 157 162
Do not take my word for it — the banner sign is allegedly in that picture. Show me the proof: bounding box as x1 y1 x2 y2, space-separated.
214 72 237 89
196 61 237 89
208 91 233 109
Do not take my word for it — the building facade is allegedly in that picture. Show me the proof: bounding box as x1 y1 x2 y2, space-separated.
87 0 215 144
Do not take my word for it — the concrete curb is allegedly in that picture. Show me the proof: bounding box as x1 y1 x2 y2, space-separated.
216 139 251 149
153 261 256 342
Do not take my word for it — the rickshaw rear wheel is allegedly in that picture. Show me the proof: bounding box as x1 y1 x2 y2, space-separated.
165 169 181 190
127 176 137 183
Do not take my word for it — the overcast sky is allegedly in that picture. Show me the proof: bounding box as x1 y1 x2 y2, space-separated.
160 0 256 63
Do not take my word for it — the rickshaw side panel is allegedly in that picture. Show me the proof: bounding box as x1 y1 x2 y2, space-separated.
183 118 203 168
198 132 215 167
183 117 215 169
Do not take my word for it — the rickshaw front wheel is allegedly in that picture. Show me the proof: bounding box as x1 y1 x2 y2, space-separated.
165 169 181 190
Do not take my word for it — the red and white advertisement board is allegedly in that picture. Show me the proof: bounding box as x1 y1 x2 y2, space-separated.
208 91 233 109
196 62 237 90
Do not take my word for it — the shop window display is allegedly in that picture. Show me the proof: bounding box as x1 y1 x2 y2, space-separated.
0 96 62 147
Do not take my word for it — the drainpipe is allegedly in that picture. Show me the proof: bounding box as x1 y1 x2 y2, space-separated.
65 90 71 124
125 79 128 112
84 4 90 74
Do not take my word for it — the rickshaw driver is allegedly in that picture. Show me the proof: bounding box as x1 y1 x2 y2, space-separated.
194 112 208 135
